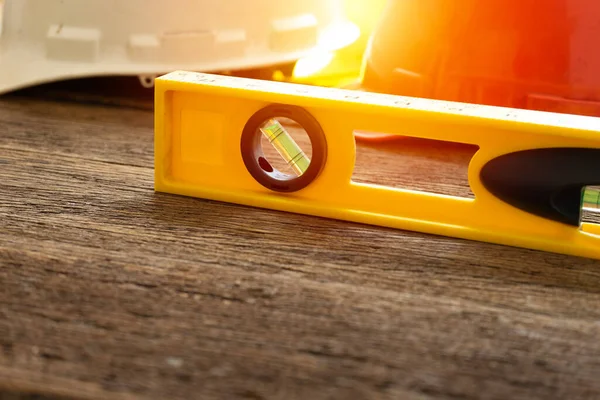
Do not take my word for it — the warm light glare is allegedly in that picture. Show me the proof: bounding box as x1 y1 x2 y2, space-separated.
293 51 335 78
0 0 4 36
318 20 361 51
291 20 360 79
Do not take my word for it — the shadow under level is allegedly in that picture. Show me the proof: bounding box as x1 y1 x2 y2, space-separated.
0 390 76 400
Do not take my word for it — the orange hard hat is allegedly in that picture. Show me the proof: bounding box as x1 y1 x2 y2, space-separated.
361 0 600 117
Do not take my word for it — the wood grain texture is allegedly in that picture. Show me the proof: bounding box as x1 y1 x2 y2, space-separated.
1 91 600 400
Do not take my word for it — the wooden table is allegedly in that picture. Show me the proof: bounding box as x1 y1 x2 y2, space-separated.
1 79 600 400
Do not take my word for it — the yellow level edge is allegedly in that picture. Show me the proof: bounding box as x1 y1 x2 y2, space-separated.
153 71 600 260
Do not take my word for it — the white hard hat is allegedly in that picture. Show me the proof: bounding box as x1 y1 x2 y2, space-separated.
0 0 348 94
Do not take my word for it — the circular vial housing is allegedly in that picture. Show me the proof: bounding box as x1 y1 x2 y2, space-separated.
0 0 347 94
241 104 327 193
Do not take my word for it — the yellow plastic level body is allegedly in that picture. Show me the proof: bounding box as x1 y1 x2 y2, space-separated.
154 71 600 260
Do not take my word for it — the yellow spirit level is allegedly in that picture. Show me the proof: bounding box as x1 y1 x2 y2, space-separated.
154 71 600 260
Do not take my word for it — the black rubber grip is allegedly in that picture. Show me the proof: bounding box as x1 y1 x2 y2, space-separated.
480 148 600 226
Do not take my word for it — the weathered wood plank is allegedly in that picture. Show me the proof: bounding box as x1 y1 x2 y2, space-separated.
1 95 600 400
